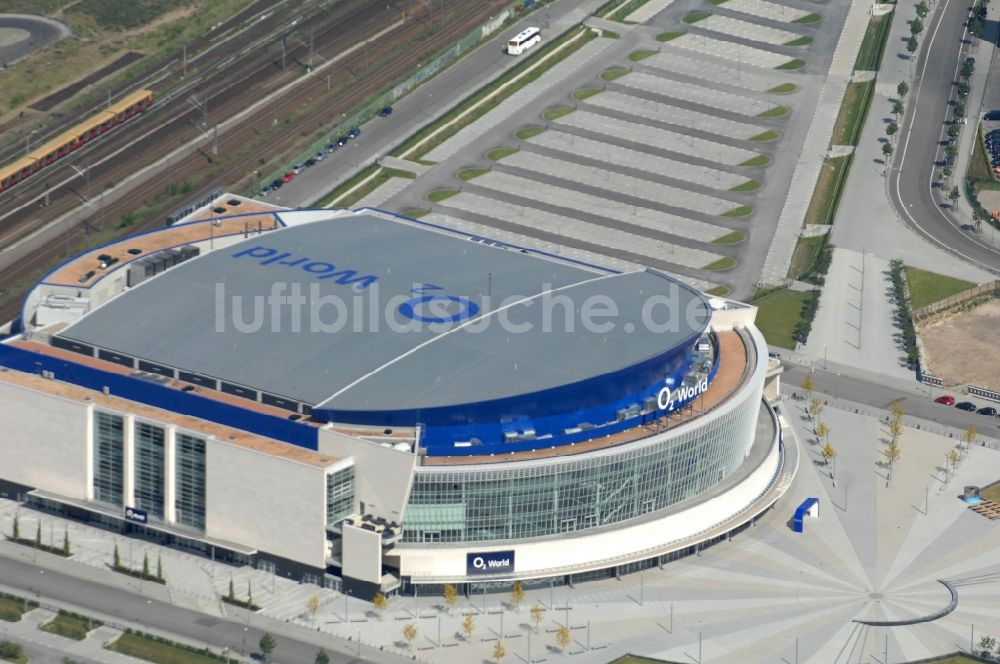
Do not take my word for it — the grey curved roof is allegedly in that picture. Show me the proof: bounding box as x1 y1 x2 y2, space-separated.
59 212 709 408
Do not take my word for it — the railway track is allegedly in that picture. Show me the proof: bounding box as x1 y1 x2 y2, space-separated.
0 0 511 324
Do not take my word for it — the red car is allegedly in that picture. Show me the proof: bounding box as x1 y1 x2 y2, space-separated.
281 171 295 183
934 395 956 405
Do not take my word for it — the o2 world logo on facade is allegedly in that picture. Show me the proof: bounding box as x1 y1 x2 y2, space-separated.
656 377 709 412
466 550 515 576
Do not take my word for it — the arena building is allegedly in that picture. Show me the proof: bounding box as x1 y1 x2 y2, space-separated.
0 195 793 597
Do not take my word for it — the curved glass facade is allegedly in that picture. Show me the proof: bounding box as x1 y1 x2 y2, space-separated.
401 378 762 544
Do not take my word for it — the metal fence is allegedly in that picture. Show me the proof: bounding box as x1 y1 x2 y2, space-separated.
912 280 1000 322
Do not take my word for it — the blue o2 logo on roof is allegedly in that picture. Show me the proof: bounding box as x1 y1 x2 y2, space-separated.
399 284 479 324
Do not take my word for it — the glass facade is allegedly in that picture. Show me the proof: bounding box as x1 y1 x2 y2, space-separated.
326 465 355 525
93 411 124 506
175 433 206 530
402 388 761 544
134 421 165 519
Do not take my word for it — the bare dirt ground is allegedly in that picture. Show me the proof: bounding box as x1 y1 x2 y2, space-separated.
919 299 1000 389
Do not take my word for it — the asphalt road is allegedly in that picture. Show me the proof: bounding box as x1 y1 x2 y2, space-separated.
0 14 69 66
889 0 1000 276
267 0 602 208
0 556 406 664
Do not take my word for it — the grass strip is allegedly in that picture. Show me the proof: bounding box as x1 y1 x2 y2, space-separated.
854 13 892 71
730 179 762 192
904 266 976 309
739 155 772 167
830 80 874 146
684 11 711 23
600 67 630 81
41 612 102 641
749 130 781 142
602 29 622 38
706 285 731 296
458 167 489 181
792 13 822 24
722 205 753 217
573 87 603 100
776 58 806 70
787 235 826 280
804 156 851 225
428 189 459 202
768 82 797 94
515 126 546 140
487 147 518 161
758 105 789 118
703 257 737 271
784 36 813 47
400 208 430 218
656 31 686 42
750 289 812 349
544 106 575 120
628 49 657 62
317 163 381 207
391 26 594 160
107 631 226 664
888 259 919 369
712 231 746 245
606 0 657 22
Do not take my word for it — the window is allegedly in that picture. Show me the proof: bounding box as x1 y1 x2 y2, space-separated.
134 422 165 518
175 433 206 529
326 465 355 525
93 412 124 506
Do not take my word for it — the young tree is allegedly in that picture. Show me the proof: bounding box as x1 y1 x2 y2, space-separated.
808 397 824 422
556 624 572 651
815 420 828 444
307 595 321 625
461 613 476 640
493 640 507 663
442 584 458 613
510 580 525 610
372 592 389 617
259 633 276 663
142 552 150 578
113 543 121 569
63 528 71 556
916 0 929 17
35 522 41 548
907 35 919 56
247 580 254 608
886 121 898 137
821 441 837 478
910 17 923 35
315 649 330 664
977 635 996 656
530 603 545 634
228 576 236 602
945 145 959 162
402 623 417 650
882 142 894 161
949 186 961 206
156 554 163 581
884 441 901 483
897 80 910 98
942 165 952 179
891 400 905 422
953 102 966 119
961 60 975 79
947 448 961 475
800 374 815 400
962 425 977 452
888 417 903 446
12 515 19 540
958 82 971 98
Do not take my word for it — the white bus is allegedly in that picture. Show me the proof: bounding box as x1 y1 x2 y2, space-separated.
507 27 541 55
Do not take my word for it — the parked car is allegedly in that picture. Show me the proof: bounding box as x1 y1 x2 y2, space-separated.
348 127 360 139
305 158 316 167
978 406 999 416
985 110 1000 121
258 186 270 197
281 171 295 183
935 395 956 405
314 151 324 161
337 135 349 146
270 178 282 189
291 163 304 174
955 401 978 412
379 105 393 117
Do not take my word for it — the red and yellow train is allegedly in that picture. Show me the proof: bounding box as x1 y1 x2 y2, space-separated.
0 88 154 195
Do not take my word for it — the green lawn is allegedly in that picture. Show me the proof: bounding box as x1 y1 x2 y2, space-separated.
722 205 753 217
787 235 825 280
683 11 711 23
543 106 575 120
41 612 98 640
768 82 797 94
924 657 986 664
730 179 762 192
776 58 806 70
854 13 892 71
0 597 30 623
0 641 28 664
703 257 737 271
830 80 874 146
458 168 489 181
487 147 518 161
572 87 603 100
400 208 429 218
751 289 812 349
784 36 813 47
600 67 630 81
606 0 656 22
706 285 731 296
982 482 1000 503
656 31 685 41
107 633 224 664
602 29 621 38
515 126 546 140
758 105 789 118
750 130 781 142
738 154 772 167
427 189 459 203
628 49 657 62
708 0 728 4
904 266 975 309
804 155 851 225
792 12 822 24
712 231 746 244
